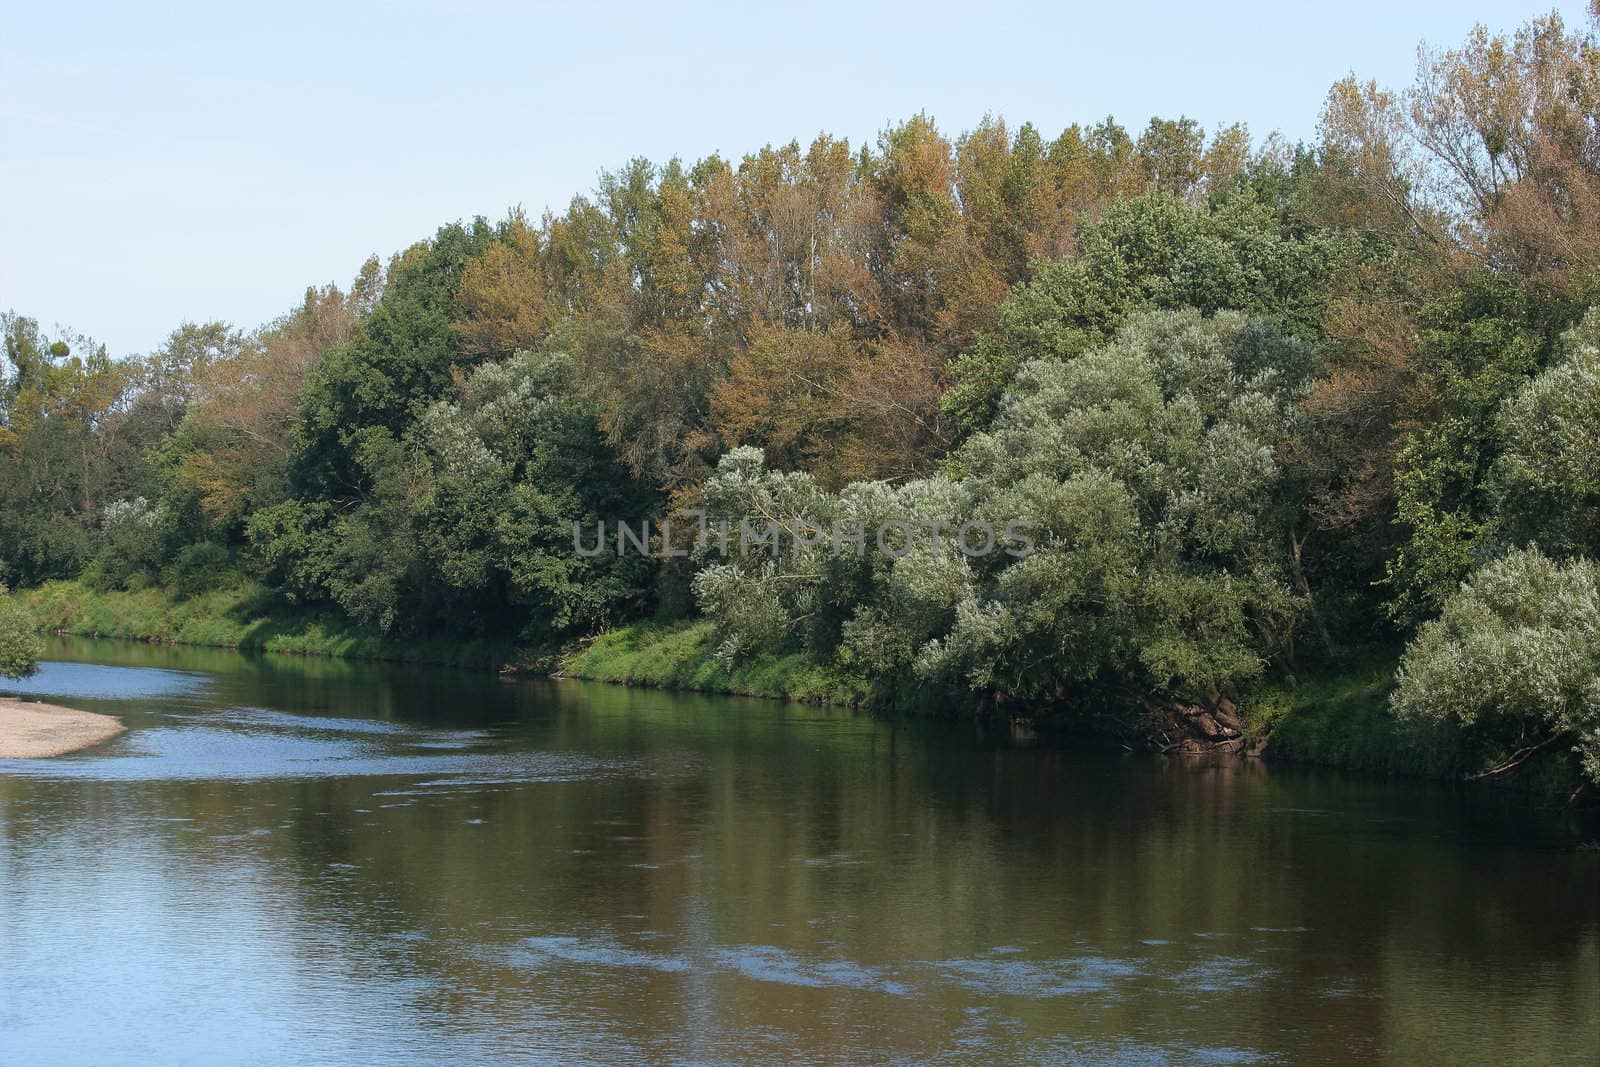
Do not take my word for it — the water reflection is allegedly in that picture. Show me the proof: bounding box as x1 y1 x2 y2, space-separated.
1 636 1596 1065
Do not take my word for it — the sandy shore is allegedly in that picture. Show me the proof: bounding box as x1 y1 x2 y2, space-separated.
0 698 126 758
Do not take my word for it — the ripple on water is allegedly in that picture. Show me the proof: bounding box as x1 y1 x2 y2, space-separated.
935 954 1144 997
510 935 695 974
500 933 1171 1003
709 944 910 995
504 935 910 994
200 707 428 736
1163 956 1275 993
1 719 644 784
1024 1035 1277 1066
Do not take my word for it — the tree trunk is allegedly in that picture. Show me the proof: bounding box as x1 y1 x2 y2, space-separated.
1290 529 1337 657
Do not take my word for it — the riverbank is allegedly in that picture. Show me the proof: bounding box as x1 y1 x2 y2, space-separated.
0 697 125 758
19 579 1581 795
571 623 1589 799
565 622 1413 750
20 580 531 670
21 582 873 705
559 621 871 705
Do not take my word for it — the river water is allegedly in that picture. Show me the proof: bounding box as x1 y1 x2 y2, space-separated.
1 637 1596 1065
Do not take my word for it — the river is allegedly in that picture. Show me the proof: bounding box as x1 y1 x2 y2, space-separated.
1 636 1596 1065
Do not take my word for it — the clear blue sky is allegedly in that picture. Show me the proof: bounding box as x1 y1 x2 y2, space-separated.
2 0 1588 356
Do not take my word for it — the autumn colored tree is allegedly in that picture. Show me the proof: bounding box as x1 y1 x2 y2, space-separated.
170 260 382 525
454 212 554 360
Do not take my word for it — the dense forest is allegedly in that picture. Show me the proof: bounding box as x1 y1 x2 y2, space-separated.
5 8 1600 791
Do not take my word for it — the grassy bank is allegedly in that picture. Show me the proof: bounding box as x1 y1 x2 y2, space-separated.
21 579 1582 795
564 622 1425 762
1240 649 1590 797
19 580 530 670
20 580 872 703
1240 651 1420 773
560 621 872 705
568 625 1588 796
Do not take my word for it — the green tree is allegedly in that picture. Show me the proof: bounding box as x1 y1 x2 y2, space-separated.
1383 276 1572 623
924 309 1307 700
292 221 496 496
1135 116 1205 198
942 188 1365 436
698 310 1311 709
1393 547 1600 785
140 321 250 409
165 269 374 529
410 350 656 639
1492 308 1600 558
251 350 655 639
0 313 150 586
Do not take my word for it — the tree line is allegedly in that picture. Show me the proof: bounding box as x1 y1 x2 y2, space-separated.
4 7 1600 783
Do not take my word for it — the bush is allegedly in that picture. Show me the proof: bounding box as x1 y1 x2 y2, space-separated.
161 541 236 598
90 496 172 589
0 584 42 680
1392 547 1600 785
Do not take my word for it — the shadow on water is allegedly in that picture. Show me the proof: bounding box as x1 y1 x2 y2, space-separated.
1 635 1597 1065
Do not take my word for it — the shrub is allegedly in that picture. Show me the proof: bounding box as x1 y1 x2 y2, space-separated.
1392 547 1600 785
0 584 42 680
161 541 236 598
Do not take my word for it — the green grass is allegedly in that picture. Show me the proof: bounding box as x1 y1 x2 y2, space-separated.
1241 647 1484 780
1244 651 1405 766
21 581 871 704
561 621 871 705
1242 649 1593 798
20 579 531 670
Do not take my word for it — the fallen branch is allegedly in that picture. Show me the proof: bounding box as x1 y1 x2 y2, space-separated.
1466 731 1569 779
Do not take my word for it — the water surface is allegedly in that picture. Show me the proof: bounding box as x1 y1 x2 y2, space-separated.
2 637 1597 1064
